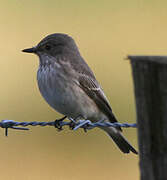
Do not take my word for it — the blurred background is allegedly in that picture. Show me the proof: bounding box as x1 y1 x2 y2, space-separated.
0 0 166 179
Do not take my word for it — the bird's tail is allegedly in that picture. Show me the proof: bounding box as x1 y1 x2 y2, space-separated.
100 127 138 154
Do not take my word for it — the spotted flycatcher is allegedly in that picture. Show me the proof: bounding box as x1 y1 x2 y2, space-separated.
22 33 137 154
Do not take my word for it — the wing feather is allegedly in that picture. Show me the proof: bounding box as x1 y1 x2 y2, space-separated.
78 74 120 127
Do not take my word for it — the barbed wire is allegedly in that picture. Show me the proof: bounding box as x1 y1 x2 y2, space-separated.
0 118 137 136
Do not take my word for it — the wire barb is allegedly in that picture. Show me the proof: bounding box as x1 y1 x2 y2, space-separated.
0 119 137 136
0 120 29 136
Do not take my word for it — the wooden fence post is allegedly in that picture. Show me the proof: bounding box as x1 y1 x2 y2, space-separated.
128 56 167 180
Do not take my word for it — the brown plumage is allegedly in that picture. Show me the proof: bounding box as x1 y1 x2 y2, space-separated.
22 33 137 154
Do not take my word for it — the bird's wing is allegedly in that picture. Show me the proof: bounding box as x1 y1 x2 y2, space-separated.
78 73 120 125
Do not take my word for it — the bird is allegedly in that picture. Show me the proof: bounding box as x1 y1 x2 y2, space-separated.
22 33 137 154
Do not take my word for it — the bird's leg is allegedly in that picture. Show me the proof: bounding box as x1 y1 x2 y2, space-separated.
83 126 87 133
69 116 88 132
68 116 84 130
54 116 67 131
69 118 77 130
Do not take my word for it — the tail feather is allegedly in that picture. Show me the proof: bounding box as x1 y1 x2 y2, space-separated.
109 132 138 154
101 127 138 154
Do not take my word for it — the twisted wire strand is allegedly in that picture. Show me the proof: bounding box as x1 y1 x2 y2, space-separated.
0 119 137 136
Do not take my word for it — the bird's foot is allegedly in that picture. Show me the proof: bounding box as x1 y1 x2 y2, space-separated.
83 127 87 133
69 121 76 130
68 116 84 130
80 120 92 133
54 116 67 131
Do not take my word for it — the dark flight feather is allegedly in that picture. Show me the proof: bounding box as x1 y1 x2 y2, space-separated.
78 74 122 131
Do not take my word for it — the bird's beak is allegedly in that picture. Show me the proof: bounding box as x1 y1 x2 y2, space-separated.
22 47 36 53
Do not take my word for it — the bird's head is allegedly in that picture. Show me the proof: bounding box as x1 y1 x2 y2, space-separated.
22 33 80 58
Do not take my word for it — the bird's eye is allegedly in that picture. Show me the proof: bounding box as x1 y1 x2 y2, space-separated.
45 45 52 51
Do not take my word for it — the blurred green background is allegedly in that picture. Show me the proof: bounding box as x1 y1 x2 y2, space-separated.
0 0 166 179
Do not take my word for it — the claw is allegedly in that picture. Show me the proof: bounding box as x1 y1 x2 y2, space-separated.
69 121 76 130
83 127 87 133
